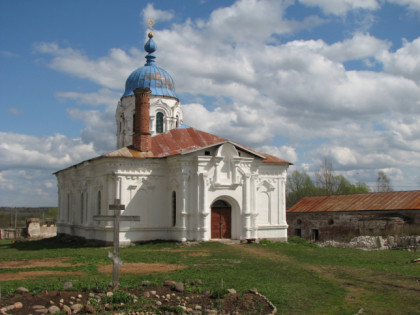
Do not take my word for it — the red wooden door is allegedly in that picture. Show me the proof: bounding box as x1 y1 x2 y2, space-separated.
211 207 231 239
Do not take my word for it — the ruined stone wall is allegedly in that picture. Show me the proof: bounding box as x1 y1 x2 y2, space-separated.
26 218 57 239
287 210 420 242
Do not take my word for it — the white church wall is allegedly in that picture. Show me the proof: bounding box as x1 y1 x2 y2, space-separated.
56 142 289 243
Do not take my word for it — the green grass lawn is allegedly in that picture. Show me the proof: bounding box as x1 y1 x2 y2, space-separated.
0 237 419 314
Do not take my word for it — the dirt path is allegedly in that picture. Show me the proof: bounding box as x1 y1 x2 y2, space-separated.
0 271 87 281
0 257 84 269
98 262 187 274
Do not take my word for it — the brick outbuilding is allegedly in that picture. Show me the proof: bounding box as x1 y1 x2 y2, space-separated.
287 191 420 241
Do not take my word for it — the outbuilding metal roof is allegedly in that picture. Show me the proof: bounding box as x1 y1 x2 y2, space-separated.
287 190 420 213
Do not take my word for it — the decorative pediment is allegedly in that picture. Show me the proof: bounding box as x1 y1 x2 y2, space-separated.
257 180 275 193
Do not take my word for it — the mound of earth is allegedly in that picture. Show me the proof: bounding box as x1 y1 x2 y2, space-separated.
0 284 276 314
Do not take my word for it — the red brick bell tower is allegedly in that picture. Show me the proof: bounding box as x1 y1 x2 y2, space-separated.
132 87 152 152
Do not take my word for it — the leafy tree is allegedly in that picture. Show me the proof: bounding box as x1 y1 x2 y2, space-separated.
286 158 371 208
375 171 393 192
286 170 317 208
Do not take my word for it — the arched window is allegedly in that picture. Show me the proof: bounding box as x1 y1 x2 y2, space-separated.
67 193 71 222
156 112 164 133
176 115 179 128
97 191 101 215
80 193 84 224
172 191 176 227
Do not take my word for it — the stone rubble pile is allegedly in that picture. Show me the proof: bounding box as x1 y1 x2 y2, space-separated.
319 235 420 251
0 280 277 315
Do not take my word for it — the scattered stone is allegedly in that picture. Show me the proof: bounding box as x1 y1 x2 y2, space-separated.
14 287 29 294
195 305 202 310
156 301 162 306
48 305 60 314
14 302 23 309
63 281 73 290
227 288 237 295
248 288 258 294
174 282 184 292
35 308 49 314
106 291 114 297
85 304 96 313
5 305 15 311
70 303 84 313
141 280 151 286
164 280 175 286
104 303 111 311
77 294 83 299
142 291 150 298
59 298 64 303
62 305 71 315
150 290 156 295
192 279 202 286
33 305 45 309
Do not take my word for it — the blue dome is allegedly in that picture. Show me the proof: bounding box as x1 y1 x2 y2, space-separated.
122 35 177 99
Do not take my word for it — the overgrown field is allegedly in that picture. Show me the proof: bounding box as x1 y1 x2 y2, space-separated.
0 237 419 314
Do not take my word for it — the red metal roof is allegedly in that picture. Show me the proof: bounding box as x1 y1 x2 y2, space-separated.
56 127 290 174
287 191 420 212
103 127 290 164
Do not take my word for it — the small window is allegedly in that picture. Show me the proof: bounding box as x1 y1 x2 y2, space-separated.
172 191 176 227
297 219 302 225
176 115 179 128
295 229 302 237
156 112 164 133
205 151 211 156
328 219 334 225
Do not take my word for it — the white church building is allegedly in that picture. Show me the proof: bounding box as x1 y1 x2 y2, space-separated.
55 32 291 244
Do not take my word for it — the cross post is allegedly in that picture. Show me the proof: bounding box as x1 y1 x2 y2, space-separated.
94 199 140 290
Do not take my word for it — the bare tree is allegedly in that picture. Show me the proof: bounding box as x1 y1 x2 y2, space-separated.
315 157 338 195
375 171 393 192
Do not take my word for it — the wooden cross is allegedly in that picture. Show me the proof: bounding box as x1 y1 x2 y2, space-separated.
93 199 140 290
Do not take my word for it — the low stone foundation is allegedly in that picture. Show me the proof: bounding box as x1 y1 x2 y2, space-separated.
319 235 420 251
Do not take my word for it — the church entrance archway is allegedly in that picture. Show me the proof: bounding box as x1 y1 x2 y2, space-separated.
211 200 231 239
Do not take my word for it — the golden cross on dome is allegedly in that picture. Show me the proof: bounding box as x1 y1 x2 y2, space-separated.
147 17 155 31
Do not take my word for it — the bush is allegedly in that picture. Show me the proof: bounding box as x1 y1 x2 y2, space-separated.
210 288 227 299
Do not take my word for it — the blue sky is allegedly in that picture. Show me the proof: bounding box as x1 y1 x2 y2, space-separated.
1 0 420 206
